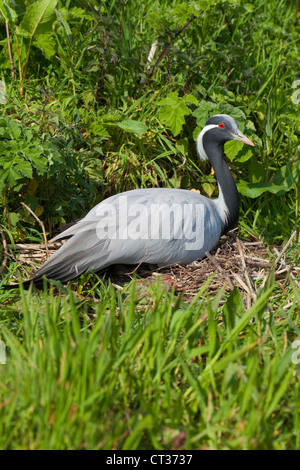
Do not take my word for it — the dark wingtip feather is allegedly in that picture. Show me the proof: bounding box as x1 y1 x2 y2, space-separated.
0 279 36 290
0 278 55 290
0 283 20 290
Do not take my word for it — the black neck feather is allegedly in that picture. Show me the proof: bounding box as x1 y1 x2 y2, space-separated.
203 133 239 234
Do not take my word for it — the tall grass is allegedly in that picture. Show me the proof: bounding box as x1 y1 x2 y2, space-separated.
0 276 299 449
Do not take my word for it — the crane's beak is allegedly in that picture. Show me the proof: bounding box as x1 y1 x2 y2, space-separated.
231 129 255 146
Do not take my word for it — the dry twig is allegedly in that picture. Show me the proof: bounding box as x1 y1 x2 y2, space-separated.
21 202 49 259
274 231 297 265
0 229 8 275
205 250 234 290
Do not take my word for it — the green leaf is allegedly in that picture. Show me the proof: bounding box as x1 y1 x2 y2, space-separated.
18 159 33 178
182 93 198 106
172 4 196 26
158 92 192 136
237 180 291 198
202 182 214 197
117 118 148 136
193 102 218 129
236 146 255 163
273 163 298 188
203 286 275 377
219 104 246 125
7 120 21 139
29 152 48 175
34 33 56 58
265 367 293 419
55 8 72 47
208 306 218 359
6 166 22 186
176 137 189 155
0 1 18 22
224 140 244 162
248 157 265 183
8 212 20 230
18 0 57 39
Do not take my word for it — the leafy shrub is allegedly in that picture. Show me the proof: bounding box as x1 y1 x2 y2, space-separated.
0 115 94 236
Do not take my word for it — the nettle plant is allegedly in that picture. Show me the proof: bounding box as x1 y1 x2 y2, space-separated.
0 115 90 236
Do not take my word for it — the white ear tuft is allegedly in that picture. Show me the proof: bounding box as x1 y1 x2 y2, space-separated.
196 124 218 161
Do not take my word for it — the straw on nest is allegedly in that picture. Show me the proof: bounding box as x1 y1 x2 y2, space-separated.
3 229 298 307
108 230 299 306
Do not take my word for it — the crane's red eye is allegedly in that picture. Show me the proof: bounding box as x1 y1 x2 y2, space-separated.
219 123 225 128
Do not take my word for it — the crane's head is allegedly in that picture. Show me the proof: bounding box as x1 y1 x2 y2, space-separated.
196 114 254 161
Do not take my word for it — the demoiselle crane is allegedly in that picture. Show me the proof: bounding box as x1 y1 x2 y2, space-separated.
3 114 254 289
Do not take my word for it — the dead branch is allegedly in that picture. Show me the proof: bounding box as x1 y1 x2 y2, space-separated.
0 229 8 275
20 202 49 259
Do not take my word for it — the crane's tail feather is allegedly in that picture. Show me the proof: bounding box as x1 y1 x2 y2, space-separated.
1 228 112 290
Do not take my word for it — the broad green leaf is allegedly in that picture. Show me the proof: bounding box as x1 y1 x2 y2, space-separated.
18 0 57 39
23 147 45 173
6 166 22 186
176 137 189 155
34 33 56 58
158 92 191 136
248 157 265 183
237 180 274 197
193 102 218 128
7 120 21 139
237 180 291 198
224 139 255 163
220 105 246 124
117 118 148 136
224 140 244 162
236 146 255 163
18 159 33 178
273 163 298 188
172 4 197 26
202 182 214 197
245 120 256 131
30 154 48 175
182 93 198 106
8 212 20 230
0 1 18 22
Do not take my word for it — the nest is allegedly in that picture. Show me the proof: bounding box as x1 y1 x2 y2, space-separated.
108 230 299 306
2 229 299 306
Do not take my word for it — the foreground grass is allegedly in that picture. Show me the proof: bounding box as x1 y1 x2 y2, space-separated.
0 275 299 450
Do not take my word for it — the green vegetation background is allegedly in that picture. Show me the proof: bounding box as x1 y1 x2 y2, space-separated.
0 0 299 450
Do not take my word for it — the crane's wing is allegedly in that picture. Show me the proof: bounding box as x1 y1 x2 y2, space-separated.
30 188 223 285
